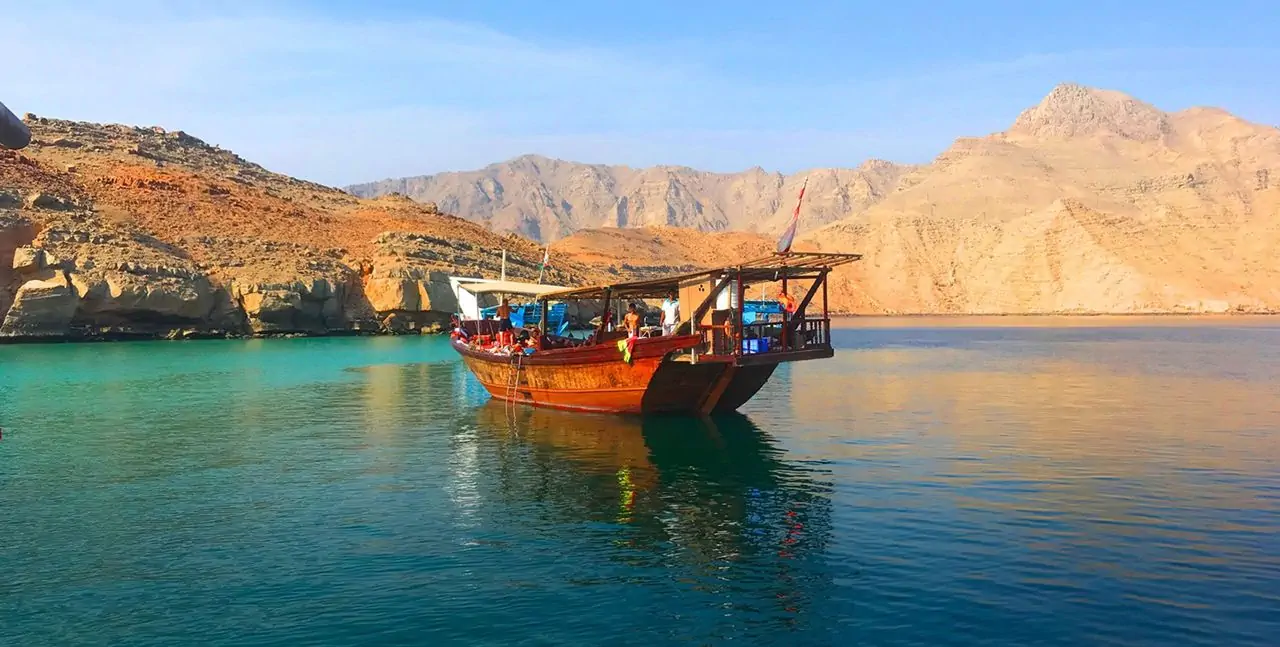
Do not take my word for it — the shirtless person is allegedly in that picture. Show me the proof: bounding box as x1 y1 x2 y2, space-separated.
496 298 513 332
623 303 641 338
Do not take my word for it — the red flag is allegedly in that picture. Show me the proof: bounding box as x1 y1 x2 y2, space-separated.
776 176 808 254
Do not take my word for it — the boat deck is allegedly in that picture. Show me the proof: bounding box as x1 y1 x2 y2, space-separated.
449 251 859 414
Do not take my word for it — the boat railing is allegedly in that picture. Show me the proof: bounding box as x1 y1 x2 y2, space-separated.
694 316 831 357
739 317 830 354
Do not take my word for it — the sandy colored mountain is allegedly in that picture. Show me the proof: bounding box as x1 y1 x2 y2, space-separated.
348 156 910 242
1 118 602 339
550 84 1280 314
800 84 1280 314
4 82 1278 338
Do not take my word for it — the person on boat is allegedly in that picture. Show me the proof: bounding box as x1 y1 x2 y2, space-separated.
660 291 680 336
778 290 798 317
450 321 470 343
623 303 641 338
520 326 544 353
496 298 513 332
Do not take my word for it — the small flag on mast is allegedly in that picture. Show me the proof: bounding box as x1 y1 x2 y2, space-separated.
776 175 809 254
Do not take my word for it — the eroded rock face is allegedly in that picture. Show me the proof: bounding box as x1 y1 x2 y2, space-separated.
72 270 219 326
192 237 363 334
0 270 79 337
363 232 467 333
12 246 46 273
2 213 249 338
230 278 349 334
0 213 38 317
363 271 458 314
0 215 495 339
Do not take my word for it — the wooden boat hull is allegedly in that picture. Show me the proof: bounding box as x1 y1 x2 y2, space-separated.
452 334 784 415
453 335 699 414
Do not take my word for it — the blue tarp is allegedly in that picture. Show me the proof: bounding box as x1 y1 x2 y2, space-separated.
478 303 565 331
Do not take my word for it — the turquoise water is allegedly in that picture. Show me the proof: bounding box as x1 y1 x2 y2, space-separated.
2 320 1279 646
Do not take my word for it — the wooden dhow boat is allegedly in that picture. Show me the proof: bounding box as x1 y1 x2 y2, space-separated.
449 251 861 415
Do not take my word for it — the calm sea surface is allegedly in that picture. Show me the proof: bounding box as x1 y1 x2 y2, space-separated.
2 317 1279 646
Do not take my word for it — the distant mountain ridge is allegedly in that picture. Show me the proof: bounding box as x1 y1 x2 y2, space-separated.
798 83 1280 314
347 156 911 242
542 83 1280 314
3 82 1277 329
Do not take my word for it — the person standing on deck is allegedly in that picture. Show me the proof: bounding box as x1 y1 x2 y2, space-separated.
496 297 513 331
623 303 641 338
660 291 680 336
778 290 798 317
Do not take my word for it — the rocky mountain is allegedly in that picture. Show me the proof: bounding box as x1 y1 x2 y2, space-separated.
548 84 1280 314
347 156 911 242
1 117 602 340
553 226 774 278
5 82 1277 335
801 84 1280 314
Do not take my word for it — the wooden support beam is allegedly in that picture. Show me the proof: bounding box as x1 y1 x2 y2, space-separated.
784 272 826 344
735 268 744 357
593 288 612 344
679 274 733 336
822 269 828 320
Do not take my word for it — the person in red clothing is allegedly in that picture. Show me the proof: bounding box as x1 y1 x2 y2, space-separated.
778 290 798 315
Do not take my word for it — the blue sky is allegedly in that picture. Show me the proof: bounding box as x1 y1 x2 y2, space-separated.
8 0 1279 186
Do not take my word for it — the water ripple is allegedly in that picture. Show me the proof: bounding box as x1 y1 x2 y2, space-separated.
2 323 1279 645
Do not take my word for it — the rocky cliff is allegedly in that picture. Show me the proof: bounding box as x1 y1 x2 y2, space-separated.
802 84 1280 314
5 83 1278 334
1 118 601 341
547 84 1280 314
347 156 911 242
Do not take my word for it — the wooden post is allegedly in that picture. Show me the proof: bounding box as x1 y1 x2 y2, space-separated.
821 270 829 346
784 277 825 348
822 269 829 320
689 275 733 334
540 298 550 334
593 288 612 345
735 268 744 357
780 275 789 351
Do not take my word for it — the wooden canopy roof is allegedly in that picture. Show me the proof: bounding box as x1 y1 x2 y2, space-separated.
539 251 862 301
456 280 568 297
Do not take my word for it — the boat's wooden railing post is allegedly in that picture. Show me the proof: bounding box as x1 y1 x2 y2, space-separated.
780 275 789 352
785 273 826 350
682 275 733 355
822 268 828 321
734 267 744 357
592 288 612 345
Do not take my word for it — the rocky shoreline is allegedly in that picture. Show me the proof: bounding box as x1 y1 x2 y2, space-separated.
5 106 1278 340
0 208 523 343
1 117 602 343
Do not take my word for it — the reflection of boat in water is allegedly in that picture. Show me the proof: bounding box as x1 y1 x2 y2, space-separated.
473 401 829 559
474 401 791 491
472 401 834 623
452 252 861 415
